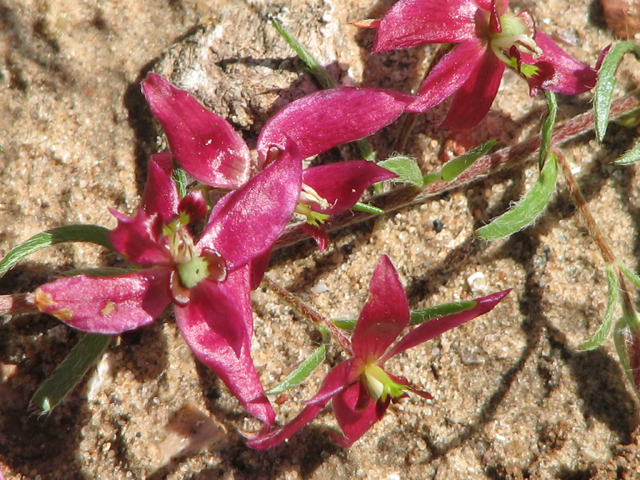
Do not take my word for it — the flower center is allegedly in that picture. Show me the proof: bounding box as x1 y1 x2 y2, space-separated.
163 215 227 304
361 363 407 404
486 6 542 70
296 183 332 226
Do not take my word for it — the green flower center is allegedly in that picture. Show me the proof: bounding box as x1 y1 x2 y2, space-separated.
361 363 407 403
488 11 542 70
163 216 227 301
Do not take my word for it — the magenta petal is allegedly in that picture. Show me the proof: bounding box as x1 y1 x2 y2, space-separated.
302 161 397 215
302 224 330 252
198 148 302 272
331 381 380 447
352 256 410 361
257 88 411 169
142 152 179 223
381 289 511 363
408 39 488 114
175 266 275 426
141 73 251 189
246 403 325 450
373 0 480 52
523 32 597 96
177 278 249 357
440 46 505 129
109 208 172 266
305 360 354 406
35 268 172 334
178 189 208 224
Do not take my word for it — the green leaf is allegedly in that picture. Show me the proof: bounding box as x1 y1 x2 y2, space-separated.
613 310 640 392
332 318 357 331
440 140 496 182
594 42 640 142
410 300 477 325
578 264 619 351
0 225 113 278
270 17 335 90
618 261 640 289
379 156 424 187
475 153 558 241
270 16 375 163
31 333 110 413
351 202 386 215
539 91 558 170
266 345 326 395
614 141 640 165
174 166 188 199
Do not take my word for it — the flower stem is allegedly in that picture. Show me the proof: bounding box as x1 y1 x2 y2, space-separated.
554 148 635 316
261 275 353 354
276 89 640 249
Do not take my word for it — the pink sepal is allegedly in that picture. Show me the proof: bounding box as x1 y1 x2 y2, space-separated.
352 255 410 360
522 32 597 96
381 289 511 363
373 0 480 52
408 39 487 114
257 88 411 169
35 268 173 334
142 152 179 223
440 45 505 129
109 208 172 266
175 266 275 426
199 148 302 272
302 224 330 252
302 161 397 215
331 380 379 447
142 73 251 190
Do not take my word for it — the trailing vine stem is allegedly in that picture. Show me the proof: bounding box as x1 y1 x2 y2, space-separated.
554 148 636 316
261 275 353 354
276 89 640 249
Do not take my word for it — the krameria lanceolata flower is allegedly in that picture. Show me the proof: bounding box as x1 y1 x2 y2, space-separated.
372 0 597 129
248 255 510 448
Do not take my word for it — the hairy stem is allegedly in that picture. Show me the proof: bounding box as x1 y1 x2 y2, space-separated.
262 275 353 354
554 149 635 316
276 89 640 249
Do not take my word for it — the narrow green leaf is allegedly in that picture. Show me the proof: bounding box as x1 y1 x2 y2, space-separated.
410 300 477 325
618 261 640 289
351 202 386 215
441 140 496 182
613 311 640 392
539 91 558 170
270 16 375 163
475 153 558 241
270 17 335 89
614 141 640 165
31 334 110 413
0 225 113 278
266 345 326 395
174 166 188 199
594 42 640 142
332 318 357 331
379 156 424 187
357 139 376 163
578 264 619 351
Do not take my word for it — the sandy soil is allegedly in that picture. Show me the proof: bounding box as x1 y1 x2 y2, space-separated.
1 0 640 479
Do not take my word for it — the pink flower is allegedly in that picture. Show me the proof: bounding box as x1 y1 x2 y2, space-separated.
35 150 302 426
247 255 510 448
373 0 597 129
142 73 411 176
142 74 408 251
